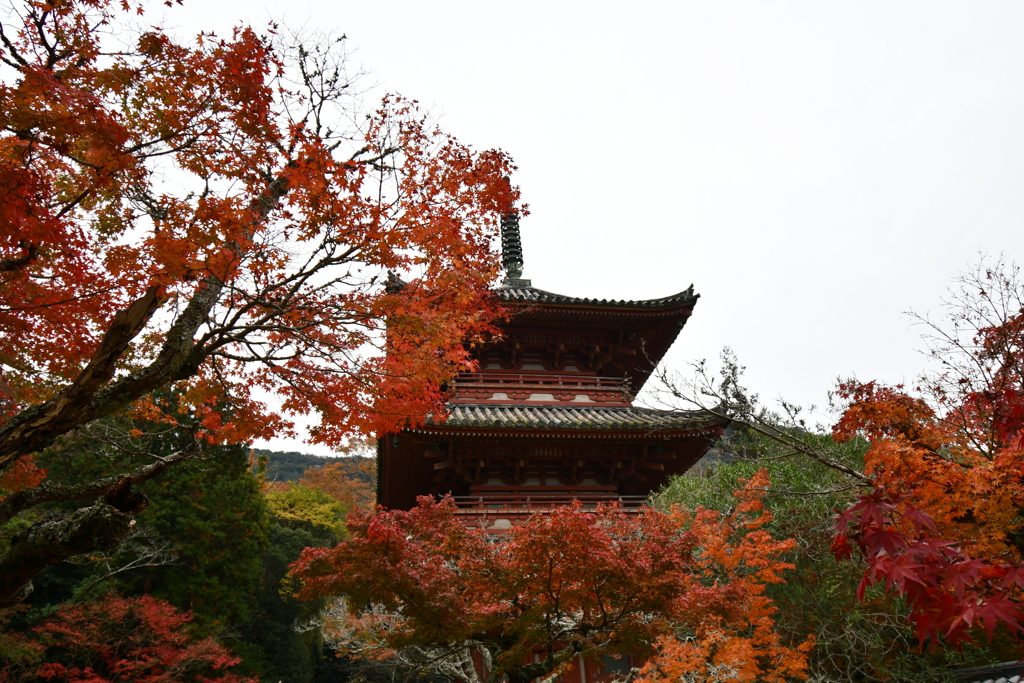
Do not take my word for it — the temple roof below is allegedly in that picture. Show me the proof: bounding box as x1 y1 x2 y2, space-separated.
428 403 721 432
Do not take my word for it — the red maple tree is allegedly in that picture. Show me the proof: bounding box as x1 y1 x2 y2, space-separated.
0 594 253 683
291 471 810 683
0 0 517 606
831 260 1024 646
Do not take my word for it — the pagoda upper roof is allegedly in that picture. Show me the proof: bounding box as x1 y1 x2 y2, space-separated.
483 278 699 393
497 279 698 311
424 403 723 433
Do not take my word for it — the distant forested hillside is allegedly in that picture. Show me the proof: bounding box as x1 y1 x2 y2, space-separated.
254 449 376 484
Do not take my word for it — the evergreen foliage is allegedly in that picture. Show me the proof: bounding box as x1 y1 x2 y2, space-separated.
124 445 270 628
235 523 334 683
25 414 269 629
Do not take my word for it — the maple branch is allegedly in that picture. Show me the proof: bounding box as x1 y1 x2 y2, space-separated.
650 354 874 486
210 243 362 334
0 439 199 525
0 19 29 68
0 283 122 314
0 162 295 468
32 8 55 68
0 241 38 272
742 482 863 497
0 501 135 609
73 526 179 595
709 404 872 485
352 145 402 168
52 186 95 219
0 286 163 468
124 117 211 156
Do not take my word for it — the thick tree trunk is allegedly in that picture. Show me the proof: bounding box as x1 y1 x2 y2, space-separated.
0 501 134 608
0 287 164 468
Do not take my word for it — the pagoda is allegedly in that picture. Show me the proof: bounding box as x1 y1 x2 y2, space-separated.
377 213 727 531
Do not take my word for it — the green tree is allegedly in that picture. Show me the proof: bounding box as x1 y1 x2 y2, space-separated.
235 522 333 683
125 444 270 628
5 416 352 683
227 465 345 683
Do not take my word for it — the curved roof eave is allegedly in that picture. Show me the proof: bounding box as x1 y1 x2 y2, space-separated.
418 403 727 433
496 282 699 311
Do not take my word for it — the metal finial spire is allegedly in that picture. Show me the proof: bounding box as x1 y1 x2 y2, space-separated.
500 212 524 281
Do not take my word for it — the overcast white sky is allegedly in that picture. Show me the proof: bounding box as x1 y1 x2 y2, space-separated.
172 2 1024 455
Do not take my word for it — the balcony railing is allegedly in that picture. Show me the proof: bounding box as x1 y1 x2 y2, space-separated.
452 493 648 513
455 373 629 391
451 493 648 532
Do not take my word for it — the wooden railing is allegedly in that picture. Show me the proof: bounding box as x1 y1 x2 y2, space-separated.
455 373 628 391
451 493 648 532
452 493 648 513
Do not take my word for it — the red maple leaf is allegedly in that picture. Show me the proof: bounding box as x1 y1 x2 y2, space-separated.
942 559 986 599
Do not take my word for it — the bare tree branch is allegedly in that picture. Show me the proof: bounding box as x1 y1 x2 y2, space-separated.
73 526 179 595
649 349 872 487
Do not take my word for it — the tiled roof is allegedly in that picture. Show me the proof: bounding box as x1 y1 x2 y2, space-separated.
497 280 698 310
428 404 722 431
950 662 1024 683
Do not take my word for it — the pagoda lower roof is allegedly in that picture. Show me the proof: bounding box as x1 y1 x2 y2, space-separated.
498 280 698 310
424 403 723 432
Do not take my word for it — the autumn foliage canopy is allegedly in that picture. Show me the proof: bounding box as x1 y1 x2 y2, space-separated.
831 263 1024 646
292 472 810 683
0 0 517 467
0 0 516 605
